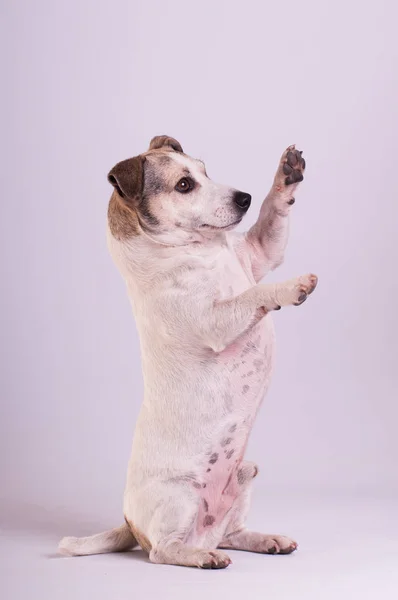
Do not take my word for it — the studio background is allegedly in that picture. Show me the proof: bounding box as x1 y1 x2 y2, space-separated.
1 1 397 598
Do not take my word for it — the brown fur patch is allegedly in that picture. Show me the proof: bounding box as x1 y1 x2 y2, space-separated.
148 135 183 153
108 155 145 201
108 191 140 240
107 154 147 240
124 516 152 554
107 143 195 240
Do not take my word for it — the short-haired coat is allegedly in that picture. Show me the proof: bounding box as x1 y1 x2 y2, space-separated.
59 136 317 569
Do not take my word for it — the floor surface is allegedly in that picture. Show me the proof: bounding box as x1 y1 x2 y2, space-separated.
1 491 397 599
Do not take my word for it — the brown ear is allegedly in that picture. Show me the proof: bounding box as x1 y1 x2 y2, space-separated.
107 156 145 202
148 135 183 153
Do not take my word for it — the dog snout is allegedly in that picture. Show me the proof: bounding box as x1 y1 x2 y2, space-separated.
233 191 252 212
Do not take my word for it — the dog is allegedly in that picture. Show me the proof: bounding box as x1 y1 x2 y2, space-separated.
59 135 317 568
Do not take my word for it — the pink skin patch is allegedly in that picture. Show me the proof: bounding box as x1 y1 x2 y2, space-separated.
194 438 244 535
192 322 272 533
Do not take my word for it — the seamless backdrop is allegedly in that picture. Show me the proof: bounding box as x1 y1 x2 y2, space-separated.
1 1 397 599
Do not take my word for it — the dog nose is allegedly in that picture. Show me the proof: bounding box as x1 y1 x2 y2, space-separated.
233 191 252 211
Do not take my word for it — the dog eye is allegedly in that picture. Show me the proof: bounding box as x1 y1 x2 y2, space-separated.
175 177 194 194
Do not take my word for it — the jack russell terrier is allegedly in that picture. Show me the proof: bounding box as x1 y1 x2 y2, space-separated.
59 135 317 569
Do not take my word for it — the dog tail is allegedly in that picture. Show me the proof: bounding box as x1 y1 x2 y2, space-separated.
58 524 137 556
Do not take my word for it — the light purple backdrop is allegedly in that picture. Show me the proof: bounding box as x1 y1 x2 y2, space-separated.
1 1 397 598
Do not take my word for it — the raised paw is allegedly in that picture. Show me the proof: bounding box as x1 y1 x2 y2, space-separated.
282 145 306 185
274 145 306 191
293 273 318 306
273 273 318 308
198 549 232 569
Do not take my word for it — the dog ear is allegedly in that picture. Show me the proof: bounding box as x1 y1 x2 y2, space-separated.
148 135 183 153
107 156 145 202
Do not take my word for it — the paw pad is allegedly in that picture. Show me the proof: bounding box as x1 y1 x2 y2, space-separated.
283 149 306 185
294 291 308 306
294 275 318 306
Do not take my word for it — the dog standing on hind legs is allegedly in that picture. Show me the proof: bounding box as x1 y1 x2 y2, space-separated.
59 136 317 569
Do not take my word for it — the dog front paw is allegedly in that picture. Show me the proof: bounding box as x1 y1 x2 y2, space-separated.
282 146 306 185
274 274 318 308
292 273 318 305
274 145 306 194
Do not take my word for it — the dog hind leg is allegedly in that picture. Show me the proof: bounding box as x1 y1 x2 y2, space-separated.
128 483 232 569
218 466 297 555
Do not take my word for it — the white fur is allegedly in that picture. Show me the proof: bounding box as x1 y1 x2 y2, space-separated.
59 144 315 567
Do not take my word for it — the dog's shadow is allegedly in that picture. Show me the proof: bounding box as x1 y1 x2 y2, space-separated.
45 549 149 562
0 497 149 563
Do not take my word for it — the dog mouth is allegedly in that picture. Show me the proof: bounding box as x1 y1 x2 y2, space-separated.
200 218 242 231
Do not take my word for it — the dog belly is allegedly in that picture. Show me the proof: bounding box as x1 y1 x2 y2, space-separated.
217 314 276 411
125 315 275 546
188 317 275 540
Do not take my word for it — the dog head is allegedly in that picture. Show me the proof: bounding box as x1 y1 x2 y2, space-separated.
107 135 251 245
